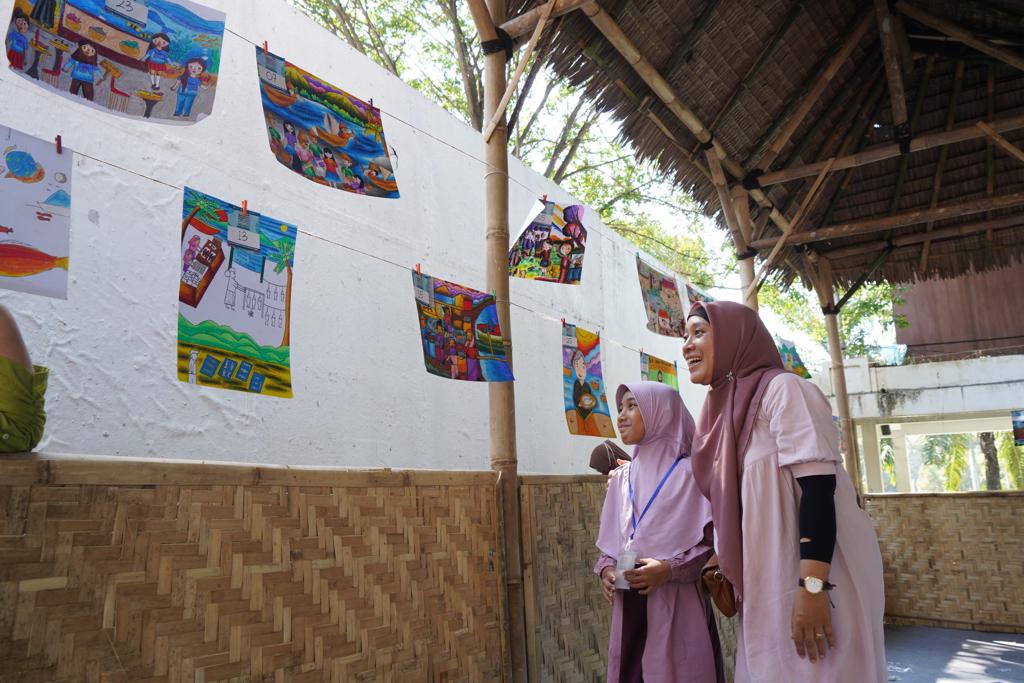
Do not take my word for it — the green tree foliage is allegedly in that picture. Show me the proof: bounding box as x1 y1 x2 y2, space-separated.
998 431 1024 490
920 433 971 492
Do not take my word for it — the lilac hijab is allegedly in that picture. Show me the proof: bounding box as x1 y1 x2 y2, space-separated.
597 381 711 560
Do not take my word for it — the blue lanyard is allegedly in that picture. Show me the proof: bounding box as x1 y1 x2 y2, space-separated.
627 456 684 540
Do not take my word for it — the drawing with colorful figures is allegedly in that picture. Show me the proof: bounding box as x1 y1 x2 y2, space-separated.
562 322 616 437
256 47 399 198
177 187 298 398
0 124 72 299
776 336 811 379
6 0 225 123
412 270 513 382
508 199 587 284
685 281 714 307
640 351 679 390
636 255 686 337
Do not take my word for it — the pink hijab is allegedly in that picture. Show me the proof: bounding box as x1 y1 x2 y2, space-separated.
689 300 784 599
597 381 711 560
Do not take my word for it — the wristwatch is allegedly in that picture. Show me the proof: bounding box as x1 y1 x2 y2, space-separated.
799 577 835 594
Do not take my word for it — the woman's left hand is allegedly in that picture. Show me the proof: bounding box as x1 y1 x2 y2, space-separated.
791 590 834 662
623 558 672 595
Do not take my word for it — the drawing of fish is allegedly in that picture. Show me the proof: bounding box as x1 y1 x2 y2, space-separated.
0 226 12 234
0 243 68 277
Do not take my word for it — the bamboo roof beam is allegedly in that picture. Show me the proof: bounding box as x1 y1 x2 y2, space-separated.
749 191 1024 249
977 120 1024 167
754 12 874 171
875 0 909 139
706 150 757 310
756 112 1024 186
984 65 997 265
917 59 964 274
820 213 1024 260
895 1 1024 72
580 0 793 236
887 54 935 215
499 0 589 42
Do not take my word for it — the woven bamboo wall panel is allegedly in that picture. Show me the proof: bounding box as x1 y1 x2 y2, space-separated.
519 476 738 682
0 475 504 682
866 493 1024 633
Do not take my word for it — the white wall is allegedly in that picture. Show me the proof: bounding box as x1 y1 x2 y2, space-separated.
0 0 706 472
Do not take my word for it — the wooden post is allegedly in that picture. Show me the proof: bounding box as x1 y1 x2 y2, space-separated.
499 0 589 41
894 2 1024 72
469 0 528 680
860 423 884 493
890 429 912 493
705 149 757 309
810 257 864 497
731 186 758 310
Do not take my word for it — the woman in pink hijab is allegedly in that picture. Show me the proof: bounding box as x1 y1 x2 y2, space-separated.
595 381 722 683
685 301 885 682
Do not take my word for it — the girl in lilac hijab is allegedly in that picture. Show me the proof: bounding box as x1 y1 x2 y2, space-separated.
595 381 723 683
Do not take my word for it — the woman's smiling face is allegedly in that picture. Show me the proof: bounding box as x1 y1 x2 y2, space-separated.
683 315 714 385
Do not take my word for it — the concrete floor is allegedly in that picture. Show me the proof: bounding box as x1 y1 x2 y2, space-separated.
886 626 1024 682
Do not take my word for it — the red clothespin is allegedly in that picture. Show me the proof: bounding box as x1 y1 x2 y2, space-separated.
54 135 62 154
415 263 421 274
262 40 268 53
560 317 565 325
241 200 248 216
542 194 548 203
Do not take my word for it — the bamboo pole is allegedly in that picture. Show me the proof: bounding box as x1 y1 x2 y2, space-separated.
744 158 835 301
756 112 1024 186
875 0 908 132
705 149 757 310
483 0 555 142
755 12 874 171
580 1 793 237
749 190 1024 248
820 213 1024 260
731 186 758 310
499 0 589 41
469 0 528 680
810 257 863 498
984 65 996 264
977 120 1024 166
887 54 935 215
918 60 964 274
895 1 1024 71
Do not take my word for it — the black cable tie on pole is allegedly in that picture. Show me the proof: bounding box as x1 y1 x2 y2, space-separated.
894 122 912 154
742 169 764 191
697 134 715 152
481 27 515 62
736 247 758 261
821 303 840 316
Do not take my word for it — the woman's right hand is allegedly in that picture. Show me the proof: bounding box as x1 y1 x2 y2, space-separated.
600 566 616 604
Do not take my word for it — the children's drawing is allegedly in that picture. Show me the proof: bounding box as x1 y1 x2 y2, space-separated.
685 281 714 307
1013 409 1024 446
0 124 72 299
563 322 616 437
412 270 513 382
776 336 811 379
640 351 679 390
636 255 686 337
6 0 225 123
256 47 399 198
177 187 297 398
508 199 587 284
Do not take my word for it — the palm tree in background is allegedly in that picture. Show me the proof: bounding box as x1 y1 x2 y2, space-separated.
269 238 295 348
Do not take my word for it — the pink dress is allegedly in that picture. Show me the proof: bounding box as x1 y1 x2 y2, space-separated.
735 373 886 682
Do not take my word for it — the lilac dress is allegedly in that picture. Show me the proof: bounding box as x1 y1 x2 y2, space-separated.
734 373 886 682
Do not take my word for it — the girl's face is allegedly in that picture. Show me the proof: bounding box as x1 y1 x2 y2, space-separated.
82 44 96 57
682 315 714 385
559 243 572 256
617 390 646 445
573 356 587 381
187 61 204 77
154 36 169 49
284 123 294 134
15 17 27 32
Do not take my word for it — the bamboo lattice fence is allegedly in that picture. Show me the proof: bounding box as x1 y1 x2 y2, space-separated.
0 456 506 682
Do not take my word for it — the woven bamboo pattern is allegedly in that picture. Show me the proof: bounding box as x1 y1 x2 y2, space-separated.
0 461 504 682
866 492 1024 633
519 476 738 682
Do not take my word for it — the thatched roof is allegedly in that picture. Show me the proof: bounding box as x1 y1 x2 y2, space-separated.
511 0 1024 288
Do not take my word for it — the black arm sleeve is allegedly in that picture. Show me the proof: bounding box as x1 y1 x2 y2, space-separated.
797 474 836 563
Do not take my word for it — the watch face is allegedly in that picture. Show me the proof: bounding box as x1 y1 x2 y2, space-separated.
805 577 824 594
